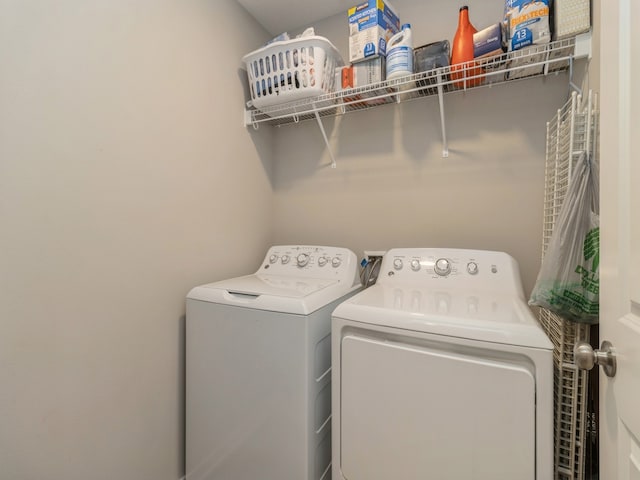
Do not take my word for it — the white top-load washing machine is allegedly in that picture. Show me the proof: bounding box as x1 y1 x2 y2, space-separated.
331 248 553 480
186 245 361 480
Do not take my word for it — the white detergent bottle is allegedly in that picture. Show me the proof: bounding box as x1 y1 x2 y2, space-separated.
386 23 413 81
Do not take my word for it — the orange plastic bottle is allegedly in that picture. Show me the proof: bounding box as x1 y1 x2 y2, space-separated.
450 6 483 88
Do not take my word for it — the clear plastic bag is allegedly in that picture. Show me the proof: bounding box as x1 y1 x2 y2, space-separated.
529 153 599 323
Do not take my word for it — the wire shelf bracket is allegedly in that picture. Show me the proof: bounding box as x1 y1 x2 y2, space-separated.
312 104 337 169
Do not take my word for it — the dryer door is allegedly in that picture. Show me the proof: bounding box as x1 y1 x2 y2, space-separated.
340 334 536 480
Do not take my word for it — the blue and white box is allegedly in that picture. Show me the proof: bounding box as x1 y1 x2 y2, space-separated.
473 23 504 59
348 0 400 63
505 0 551 51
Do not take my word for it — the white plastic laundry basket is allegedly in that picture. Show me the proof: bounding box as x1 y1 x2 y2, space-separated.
243 36 343 111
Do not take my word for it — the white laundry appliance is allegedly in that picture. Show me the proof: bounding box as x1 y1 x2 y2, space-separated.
186 245 361 480
331 248 553 480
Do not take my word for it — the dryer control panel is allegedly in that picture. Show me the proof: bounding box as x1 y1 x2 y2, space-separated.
259 245 360 286
380 248 524 296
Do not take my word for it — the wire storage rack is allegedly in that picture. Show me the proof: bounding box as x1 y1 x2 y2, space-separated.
538 90 599 480
243 33 591 166
245 36 580 127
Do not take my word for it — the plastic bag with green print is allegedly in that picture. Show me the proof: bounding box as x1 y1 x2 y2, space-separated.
529 152 600 324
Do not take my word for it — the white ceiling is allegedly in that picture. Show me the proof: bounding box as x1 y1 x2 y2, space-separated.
236 0 355 35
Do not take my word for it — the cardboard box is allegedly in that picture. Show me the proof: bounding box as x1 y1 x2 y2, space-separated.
353 57 386 86
337 65 364 107
506 43 548 80
338 64 386 90
348 0 400 63
553 0 591 39
473 23 507 82
338 62 388 107
473 23 504 59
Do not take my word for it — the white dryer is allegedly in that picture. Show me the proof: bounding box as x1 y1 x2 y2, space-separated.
186 245 361 480
331 248 553 480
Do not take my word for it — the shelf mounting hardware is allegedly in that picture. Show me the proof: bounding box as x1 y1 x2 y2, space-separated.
436 71 449 158
312 103 337 169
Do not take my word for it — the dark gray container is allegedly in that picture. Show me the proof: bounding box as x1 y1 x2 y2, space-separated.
413 40 450 94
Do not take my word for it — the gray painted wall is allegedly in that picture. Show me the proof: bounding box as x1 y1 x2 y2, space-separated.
270 0 592 294
0 1 272 478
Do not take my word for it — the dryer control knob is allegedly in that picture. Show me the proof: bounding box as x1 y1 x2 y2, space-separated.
296 253 310 267
434 258 451 276
318 256 329 267
269 254 278 264
281 255 290 264
331 257 342 268
410 259 421 271
393 258 404 271
467 262 479 275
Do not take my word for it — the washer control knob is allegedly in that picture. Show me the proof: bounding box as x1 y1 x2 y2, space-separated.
410 259 421 271
281 255 290 265
296 253 310 267
467 262 479 275
393 258 404 271
269 254 278 264
331 257 342 268
434 258 451 276
317 256 329 267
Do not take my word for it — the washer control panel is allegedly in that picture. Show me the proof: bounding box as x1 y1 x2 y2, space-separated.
260 245 360 284
380 248 523 295
434 258 452 276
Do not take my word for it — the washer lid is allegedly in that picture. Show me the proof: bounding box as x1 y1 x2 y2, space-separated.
213 273 337 297
332 284 553 349
187 273 354 315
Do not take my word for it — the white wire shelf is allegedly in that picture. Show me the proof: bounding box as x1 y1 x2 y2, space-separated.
243 33 590 167
244 36 584 129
